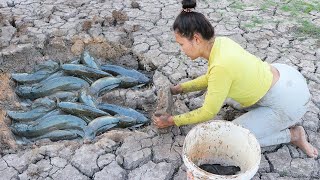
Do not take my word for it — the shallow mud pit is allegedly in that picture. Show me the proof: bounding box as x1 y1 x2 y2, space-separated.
0 40 182 179
0 25 156 154
2 45 156 146
0 7 192 179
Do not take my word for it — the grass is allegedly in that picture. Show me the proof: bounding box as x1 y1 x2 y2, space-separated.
260 0 277 11
243 16 264 28
280 0 320 15
218 0 320 39
295 20 320 38
277 0 320 38
254 0 320 39
229 1 246 10
251 16 263 25
279 171 288 177
243 23 255 29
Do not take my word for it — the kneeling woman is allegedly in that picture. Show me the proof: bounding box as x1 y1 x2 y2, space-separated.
153 0 318 158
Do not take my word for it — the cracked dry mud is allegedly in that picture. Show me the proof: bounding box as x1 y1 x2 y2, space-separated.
0 0 320 179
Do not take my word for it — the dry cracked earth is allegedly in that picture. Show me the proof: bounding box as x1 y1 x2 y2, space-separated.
0 0 320 179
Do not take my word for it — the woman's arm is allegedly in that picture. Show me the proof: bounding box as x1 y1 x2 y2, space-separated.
173 66 232 126
179 74 208 93
153 113 175 128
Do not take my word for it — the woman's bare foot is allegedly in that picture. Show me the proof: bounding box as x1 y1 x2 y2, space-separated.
290 126 318 158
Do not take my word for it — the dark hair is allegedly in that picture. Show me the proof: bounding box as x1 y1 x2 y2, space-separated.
173 0 215 40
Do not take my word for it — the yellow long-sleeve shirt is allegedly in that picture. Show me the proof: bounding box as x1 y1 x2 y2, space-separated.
173 37 273 126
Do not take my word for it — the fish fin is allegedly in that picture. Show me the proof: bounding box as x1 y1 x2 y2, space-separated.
98 83 120 96
58 59 63 68
55 97 61 104
128 123 144 130
131 84 145 89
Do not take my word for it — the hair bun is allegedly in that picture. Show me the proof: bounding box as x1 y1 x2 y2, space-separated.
182 0 196 9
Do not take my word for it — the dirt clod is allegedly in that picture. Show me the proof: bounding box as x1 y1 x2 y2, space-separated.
131 1 140 9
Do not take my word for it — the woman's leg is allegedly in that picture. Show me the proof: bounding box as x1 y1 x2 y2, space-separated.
232 106 292 145
257 129 290 147
233 106 318 158
290 126 318 158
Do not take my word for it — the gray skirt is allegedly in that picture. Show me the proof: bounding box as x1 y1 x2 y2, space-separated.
231 63 310 147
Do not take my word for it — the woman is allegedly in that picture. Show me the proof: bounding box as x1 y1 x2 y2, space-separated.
153 0 318 158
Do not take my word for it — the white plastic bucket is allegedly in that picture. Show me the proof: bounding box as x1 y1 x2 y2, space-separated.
182 120 261 180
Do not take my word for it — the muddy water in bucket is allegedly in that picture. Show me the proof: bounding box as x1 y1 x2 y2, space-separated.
182 120 261 180
199 164 240 175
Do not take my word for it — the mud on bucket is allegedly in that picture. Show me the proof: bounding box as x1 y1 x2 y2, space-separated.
182 120 261 180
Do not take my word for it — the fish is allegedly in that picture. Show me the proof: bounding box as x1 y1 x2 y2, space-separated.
33 60 59 72
29 129 84 141
79 88 97 107
16 76 89 99
101 64 150 84
98 103 149 124
47 91 79 102
37 109 65 120
31 97 56 109
78 115 94 124
81 51 100 69
118 76 143 88
11 70 56 84
89 77 121 96
29 109 65 125
84 116 125 140
11 115 87 137
61 64 111 79
7 105 56 122
80 76 95 84
70 58 80 64
57 102 109 118
11 60 60 84
117 115 137 128
41 71 66 82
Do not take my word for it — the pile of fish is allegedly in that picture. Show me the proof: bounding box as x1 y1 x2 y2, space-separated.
8 51 151 142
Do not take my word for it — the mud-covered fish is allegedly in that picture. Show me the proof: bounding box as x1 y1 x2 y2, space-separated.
41 71 65 82
81 51 100 69
89 77 121 96
98 103 149 124
117 116 137 128
11 70 56 84
79 88 97 107
34 60 59 72
101 64 150 84
31 97 56 109
47 91 79 102
29 109 65 125
36 109 65 121
57 102 109 119
7 105 56 122
70 58 80 64
85 116 132 140
29 129 84 141
118 76 143 88
11 60 60 84
61 64 111 79
16 76 89 99
11 115 87 137
78 115 94 124
80 76 95 84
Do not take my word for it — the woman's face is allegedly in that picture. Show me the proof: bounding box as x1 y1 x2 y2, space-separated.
174 32 200 60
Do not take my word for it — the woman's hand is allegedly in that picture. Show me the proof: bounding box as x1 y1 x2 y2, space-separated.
153 113 175 128
170 84 183 95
